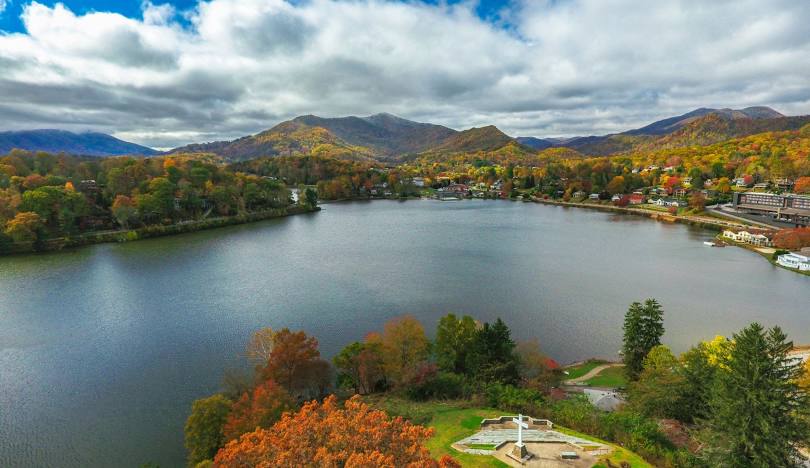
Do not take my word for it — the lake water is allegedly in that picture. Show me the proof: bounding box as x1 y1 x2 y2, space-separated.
1 200 808 467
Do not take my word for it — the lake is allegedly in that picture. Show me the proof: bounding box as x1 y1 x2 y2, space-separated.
1 200 807 467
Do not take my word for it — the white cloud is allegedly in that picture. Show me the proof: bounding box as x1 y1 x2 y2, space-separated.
0 0 8 15
0 0 809 148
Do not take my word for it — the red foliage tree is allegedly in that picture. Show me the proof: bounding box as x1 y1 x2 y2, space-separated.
259 328 329 397
213 395 459 468
222 380 294 441
795 177 810 194
773 228 810 250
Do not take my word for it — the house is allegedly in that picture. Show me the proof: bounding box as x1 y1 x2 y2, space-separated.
777 252 810 271
611 194 623 202
723 230 774 247
629 194 645 205
589 193 600 200
584 389 625 412
412 177 425 187
774 178 794 190
652 198 666 206
753 182 769 190
673 188 687 197
573 191 587 199
683 177 693 187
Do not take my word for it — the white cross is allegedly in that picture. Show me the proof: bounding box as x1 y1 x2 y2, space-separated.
512 414 529 446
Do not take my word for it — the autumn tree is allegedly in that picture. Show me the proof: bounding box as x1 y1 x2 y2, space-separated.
3 211 44 243
111 195 138 229
222 380 294 441
185 394 232 466
259 328 330 398
213 395 459 467
622 299 665 380
379 315 430 386
516 339 560 392
795 176 810 194
333 341 387 395
606 175 626 195
627 345 686 419
246 327 275 368
688 191 706 212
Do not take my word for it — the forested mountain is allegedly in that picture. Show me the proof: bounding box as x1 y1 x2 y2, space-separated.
425 125 523 153
0 130 158 157
515 136 555 150
542 106 804 155
170 120 377 162
294 113 457 155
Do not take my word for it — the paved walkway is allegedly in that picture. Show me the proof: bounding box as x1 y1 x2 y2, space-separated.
563 364 623 385
457 429 602 447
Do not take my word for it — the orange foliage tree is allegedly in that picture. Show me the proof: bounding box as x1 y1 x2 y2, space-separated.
379 315 430 386
795 176 810 194
222 379 294 441
259 328 331 398
213 395 459 468
773 228 810 250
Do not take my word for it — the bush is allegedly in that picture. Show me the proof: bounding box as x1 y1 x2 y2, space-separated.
483 383 544 412
406 369 468 401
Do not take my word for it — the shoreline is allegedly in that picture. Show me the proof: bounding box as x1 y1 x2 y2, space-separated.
1 205 320 257
530 197 809 277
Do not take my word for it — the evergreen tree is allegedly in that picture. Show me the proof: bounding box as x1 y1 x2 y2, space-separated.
622 299 665 380
704 323 810 467
466 318 520 384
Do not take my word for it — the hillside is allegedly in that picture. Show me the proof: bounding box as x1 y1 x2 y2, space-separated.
171 120 376 161
548 106 795 155
515 136 555 150
638 113 810 151
294 113 457 155
427 125 519 153
0 129 158 157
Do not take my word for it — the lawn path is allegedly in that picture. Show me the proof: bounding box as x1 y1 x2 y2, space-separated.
564 363 624 385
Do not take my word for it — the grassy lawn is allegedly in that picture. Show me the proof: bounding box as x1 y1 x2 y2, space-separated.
556 426 651 468
365 395 650 468
563 359 609 380
585 366 628 388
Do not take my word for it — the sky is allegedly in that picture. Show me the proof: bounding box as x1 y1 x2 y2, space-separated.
1 0 809 149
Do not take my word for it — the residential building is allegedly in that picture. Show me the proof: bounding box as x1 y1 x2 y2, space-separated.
589 193 600 200
776 253 810 271
573 191 586 199
723 230 773 247
629 194 645 205
732 192 810 226
412 177 425 187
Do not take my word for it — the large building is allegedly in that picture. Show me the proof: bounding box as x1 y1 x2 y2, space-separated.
732 192 810 226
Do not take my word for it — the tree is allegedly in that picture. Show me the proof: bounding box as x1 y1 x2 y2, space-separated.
688 191 706 212
111 195 137 229
703 324 810 466
516 339 560 392
465 318 520 384
380 315 430 386
622 299 665 380
627 345 685 419
795 177 810 194
606 175 626 195
246 327 275 368
184 394 232 467
259 328 327 397
434 313 477 374
3 211 43 243
222 380 294 441
214 395 459 467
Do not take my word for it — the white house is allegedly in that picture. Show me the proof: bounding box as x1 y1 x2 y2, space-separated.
723 230 773 247
652 198 666 206
589 193 601 200
412 177 425 187
611 194 623 202
777 253 810 271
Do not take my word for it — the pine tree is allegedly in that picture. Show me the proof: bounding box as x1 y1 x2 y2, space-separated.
622 299 665 380
704 323 810 467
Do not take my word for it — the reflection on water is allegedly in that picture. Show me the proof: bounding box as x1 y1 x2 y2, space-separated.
0 200 807 467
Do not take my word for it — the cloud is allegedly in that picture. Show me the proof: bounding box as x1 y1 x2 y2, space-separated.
0 0 809 148
0 0 7 15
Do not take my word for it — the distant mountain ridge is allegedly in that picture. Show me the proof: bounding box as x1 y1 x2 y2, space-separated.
170 113 522 161
527 106 805 155
0 129 158 157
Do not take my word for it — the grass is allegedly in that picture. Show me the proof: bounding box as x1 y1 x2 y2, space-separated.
466 444 499 450
585 366 628 388
563 359 609 380
365 395 651 468
556 426 651 468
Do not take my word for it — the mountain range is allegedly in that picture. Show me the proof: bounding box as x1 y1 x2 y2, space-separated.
0 129 158 157
3 106 809 160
